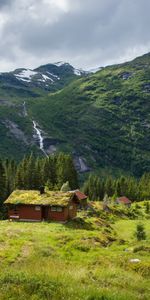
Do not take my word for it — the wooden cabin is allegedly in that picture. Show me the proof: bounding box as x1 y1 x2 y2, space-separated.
116 196 132 208
5 189 79 222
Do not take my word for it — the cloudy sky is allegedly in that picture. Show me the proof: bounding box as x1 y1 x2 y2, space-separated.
0 0 150 71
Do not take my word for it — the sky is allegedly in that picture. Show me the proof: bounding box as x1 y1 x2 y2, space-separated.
0 0 150 71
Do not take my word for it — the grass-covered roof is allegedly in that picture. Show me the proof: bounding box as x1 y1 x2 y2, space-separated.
5 190 73 207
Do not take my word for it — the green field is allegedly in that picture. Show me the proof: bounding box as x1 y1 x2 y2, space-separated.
0 215 150 300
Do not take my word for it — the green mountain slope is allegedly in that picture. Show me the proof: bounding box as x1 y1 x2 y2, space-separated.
0 53 150 176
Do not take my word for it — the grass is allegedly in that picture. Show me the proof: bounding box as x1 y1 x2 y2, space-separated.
5 189 72 206
0 213 150 300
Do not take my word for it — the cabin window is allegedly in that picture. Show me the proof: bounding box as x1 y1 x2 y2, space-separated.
51 206 63 212
51 206 57 212
69 205 73 210
35 206 41 211
57 206 63 212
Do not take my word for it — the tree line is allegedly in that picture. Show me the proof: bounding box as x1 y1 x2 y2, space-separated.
0 153 150 218
0 153 78 218
83 173 150 201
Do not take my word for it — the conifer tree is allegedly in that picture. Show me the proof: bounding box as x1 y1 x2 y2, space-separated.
4 159 16 197
56 153 78 189
0 159 6 205
105 177 114 196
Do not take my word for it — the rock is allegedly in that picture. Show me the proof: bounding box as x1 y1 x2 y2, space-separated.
130 258 141 263
46 145 57 154
3 120 29 144
143 83 150 93
120 72 133 80
73 156 90 173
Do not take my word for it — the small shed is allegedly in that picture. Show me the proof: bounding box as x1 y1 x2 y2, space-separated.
116 196 132 208
5 190 79 222
71 190 88 209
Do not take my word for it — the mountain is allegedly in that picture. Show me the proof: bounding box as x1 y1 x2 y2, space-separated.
0 53 150 176
0 62 87 92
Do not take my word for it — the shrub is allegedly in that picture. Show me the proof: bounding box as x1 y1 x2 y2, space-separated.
133 245 150 253
145 201 150 214
135 223 146 241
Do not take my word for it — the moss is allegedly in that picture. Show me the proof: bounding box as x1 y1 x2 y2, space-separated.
5 190 73 206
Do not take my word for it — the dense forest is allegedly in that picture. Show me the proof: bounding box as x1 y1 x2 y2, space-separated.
0 153 150 219
83 173 150 201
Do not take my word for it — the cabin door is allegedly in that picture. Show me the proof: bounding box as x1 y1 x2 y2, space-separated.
42 206 48 220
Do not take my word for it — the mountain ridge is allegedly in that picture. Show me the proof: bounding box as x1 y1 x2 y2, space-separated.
0 62 89 92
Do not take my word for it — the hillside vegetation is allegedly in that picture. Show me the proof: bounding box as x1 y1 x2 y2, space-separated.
0 212 150 300
0 53 150 175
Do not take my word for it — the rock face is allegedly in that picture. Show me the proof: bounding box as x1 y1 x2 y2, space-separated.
3 120 29 144
120 72 133 80
0 99 15 107
143 83 150 93
73 156 90 173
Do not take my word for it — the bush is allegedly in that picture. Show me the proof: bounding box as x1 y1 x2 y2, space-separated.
133 245 150 253
145 201 150 214
135 223 146 241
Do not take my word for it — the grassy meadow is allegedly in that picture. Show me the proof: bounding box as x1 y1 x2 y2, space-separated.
0 208 150 300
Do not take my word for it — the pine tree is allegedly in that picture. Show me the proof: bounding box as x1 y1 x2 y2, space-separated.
105 177 114 197
15 156 28 189
34 158 43 189
139 173 150 200
83 174 103 200
0 159 6 205
4 159 16 197
56 153 78 189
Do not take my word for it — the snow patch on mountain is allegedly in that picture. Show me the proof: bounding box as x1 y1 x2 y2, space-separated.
14 68 58 84
15 69 37 81
17 77 31 82
54 61 67 67
73 68 83 76
37 74 54 83
42 74 53 82
47 72 60 80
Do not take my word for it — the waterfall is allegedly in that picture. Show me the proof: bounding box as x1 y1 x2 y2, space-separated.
23 101 28 117
33 121 48 157
78 157 88 172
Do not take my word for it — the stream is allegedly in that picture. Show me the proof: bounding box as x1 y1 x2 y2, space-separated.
23 101 28 117
33 120 48 157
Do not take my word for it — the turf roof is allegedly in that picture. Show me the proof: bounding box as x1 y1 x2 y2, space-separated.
5 190 73 207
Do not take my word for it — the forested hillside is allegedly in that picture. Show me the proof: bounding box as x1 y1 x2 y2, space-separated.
0 53 150 176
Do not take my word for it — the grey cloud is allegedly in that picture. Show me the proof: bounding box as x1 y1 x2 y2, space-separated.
0 0 150 71
0 0 13 8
